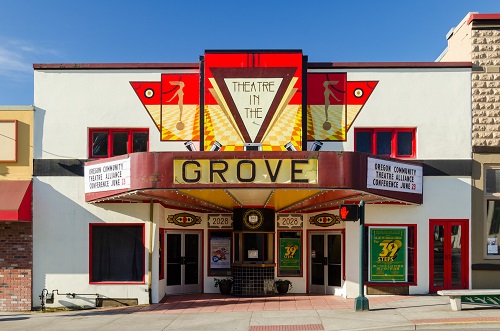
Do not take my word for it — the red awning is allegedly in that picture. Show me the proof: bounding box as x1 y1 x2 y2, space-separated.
0 180 32 222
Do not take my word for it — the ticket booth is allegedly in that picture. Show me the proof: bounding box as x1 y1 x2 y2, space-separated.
232 208 275 296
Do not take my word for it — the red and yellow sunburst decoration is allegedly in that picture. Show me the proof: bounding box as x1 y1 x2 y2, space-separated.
307 73 377 141
131 74 200 141
203 51 303 151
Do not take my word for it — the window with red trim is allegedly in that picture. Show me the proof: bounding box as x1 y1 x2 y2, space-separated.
89 128 149 158
355 128 416 158
89 224 145 283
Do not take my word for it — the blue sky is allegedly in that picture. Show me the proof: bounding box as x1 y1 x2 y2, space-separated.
1 0 499 105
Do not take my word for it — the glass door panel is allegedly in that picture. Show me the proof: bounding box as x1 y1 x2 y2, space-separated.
328 234 342 287
309 232 343 294
311 235 325 287
432 225 444 288
429 220 468 293
165 231 201 294
450 225 462 287
166 233 182 286
185 234 199 285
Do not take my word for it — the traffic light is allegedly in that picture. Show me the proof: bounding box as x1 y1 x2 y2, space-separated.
339 204 359 221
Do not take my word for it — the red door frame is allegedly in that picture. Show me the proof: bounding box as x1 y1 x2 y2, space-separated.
429 219 469 293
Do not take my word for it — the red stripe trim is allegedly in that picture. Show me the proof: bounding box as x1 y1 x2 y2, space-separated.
468 13 500 25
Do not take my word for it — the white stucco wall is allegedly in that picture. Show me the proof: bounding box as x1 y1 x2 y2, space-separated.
345 176 471 297
34 69 199 160
33 176 152 307
314 68 472 160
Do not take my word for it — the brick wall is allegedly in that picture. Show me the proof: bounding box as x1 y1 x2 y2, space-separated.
0 222 32 311
472 28 500 147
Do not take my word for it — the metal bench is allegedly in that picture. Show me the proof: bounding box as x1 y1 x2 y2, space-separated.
437 289 500 311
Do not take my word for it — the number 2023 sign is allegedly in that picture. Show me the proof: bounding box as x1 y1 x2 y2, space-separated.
369 227 407 282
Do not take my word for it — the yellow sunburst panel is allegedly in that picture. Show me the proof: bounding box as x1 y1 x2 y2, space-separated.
268 189 323 211
204 105 244 149
346 105 362 131
307 105 346 141
177 189 235 210
161 105 200 141
261 105 302 150
204 105 215 150
145 105 162 131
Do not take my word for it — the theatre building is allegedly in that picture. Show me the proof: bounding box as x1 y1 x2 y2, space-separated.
32 50 472 309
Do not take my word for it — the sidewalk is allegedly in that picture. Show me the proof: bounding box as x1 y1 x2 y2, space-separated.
1 294 500 330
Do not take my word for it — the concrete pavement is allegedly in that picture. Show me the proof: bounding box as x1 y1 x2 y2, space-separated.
1 294 500 330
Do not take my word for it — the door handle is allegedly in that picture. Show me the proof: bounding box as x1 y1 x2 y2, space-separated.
323 257 328 266
181 256 186 265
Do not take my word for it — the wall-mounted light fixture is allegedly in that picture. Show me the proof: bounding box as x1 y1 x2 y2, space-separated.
244 143 262 151
284 142 297 151
210 141 222 151
184 140 196 151
310 141 323 151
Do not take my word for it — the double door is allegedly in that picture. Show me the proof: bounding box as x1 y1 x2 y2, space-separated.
165 230 201 294
429 220 469 293
309 232 343 294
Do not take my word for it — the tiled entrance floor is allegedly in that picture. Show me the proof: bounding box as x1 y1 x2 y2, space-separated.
132 294 410 314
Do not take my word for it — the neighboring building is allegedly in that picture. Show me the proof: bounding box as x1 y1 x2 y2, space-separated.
439 13 500 289
32 51 472 309
0 106 34 311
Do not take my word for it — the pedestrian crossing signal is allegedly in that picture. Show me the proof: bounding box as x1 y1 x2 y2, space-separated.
339 204 359 221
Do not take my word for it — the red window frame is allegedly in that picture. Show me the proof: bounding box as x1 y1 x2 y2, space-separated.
89 223 146 284
88 128 149 159
354 128 416 158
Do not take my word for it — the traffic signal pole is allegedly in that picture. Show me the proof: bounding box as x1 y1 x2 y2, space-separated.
354 200 369 311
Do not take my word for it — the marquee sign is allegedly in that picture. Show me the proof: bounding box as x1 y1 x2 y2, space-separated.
367 158 423 194
84 158 131 193
173 158 318 185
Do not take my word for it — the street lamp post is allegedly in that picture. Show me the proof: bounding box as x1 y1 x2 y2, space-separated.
354 200 369 311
